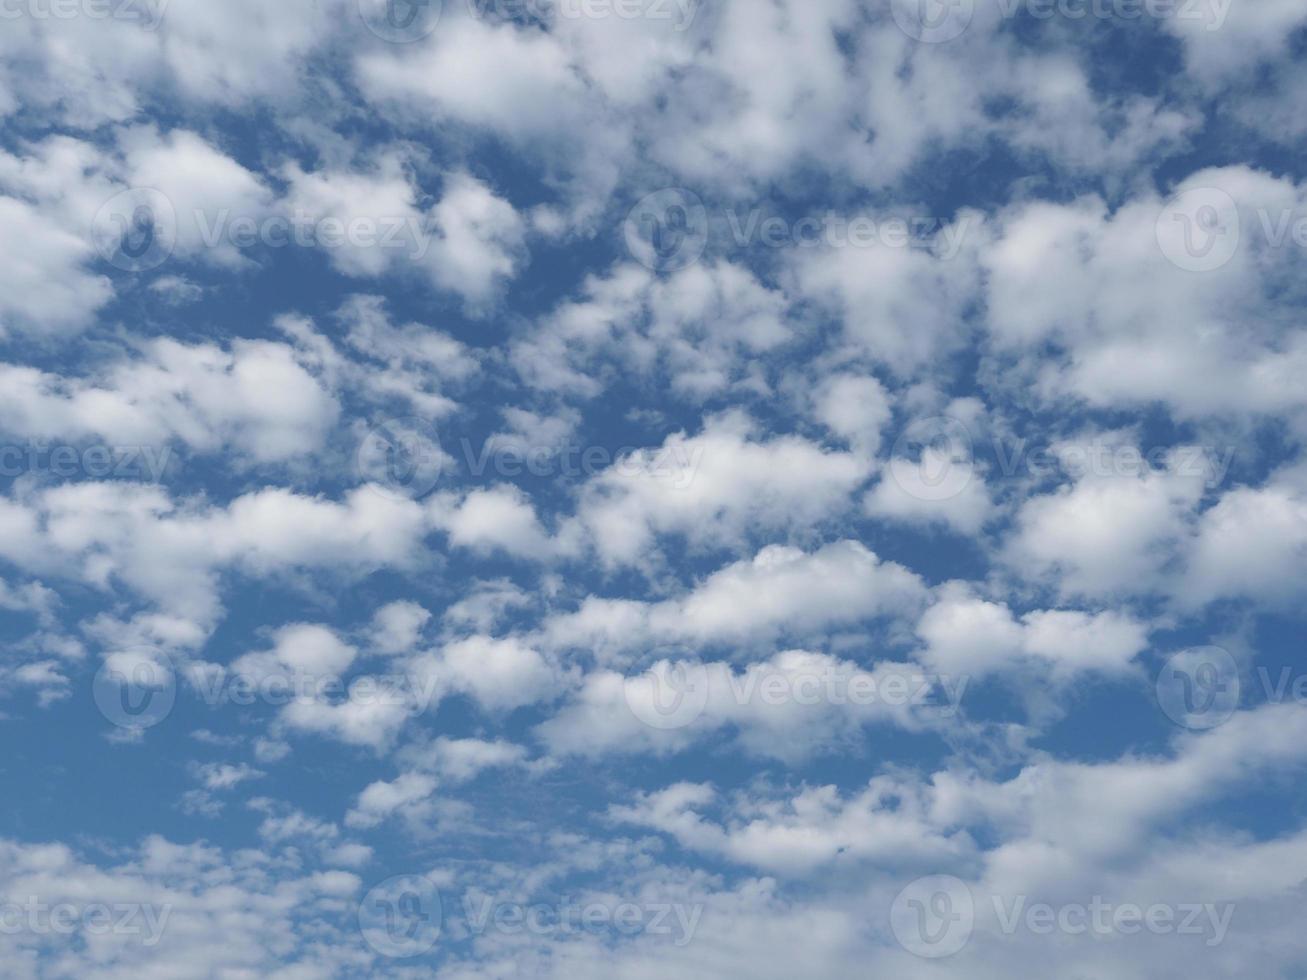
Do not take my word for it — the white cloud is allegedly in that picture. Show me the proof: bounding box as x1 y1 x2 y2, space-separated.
284 164 525 308
576 412 871 567
544 540 926 661
0 196 112 336
917 583 1149 679
791 216 981 375
429 485 559 560
345 772 437 829
399 736 530 783
0 337 339 463
119 126 275 266
812 374 892 455
513 262 792 400
1179 473 1307 608
981 167 1307 418
369 601 432 655
1004 455 1208 599
159 0 335 105
422 171 527 309
540 650 962 762
433 635 563 713
612 779 970 876
0 483 432 636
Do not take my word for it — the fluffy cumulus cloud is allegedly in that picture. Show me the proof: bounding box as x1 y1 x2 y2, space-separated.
2 2 1306 978
0 336 339 462
574 412 873 567
980 166 1307 419
542 540 926 661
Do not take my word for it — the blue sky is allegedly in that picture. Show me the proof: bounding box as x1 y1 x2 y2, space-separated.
1 0 1306 976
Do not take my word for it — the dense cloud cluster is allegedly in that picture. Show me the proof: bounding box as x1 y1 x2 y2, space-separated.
0 1 1305 977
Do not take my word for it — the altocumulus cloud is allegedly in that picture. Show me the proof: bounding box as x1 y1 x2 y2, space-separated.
0 1 1304 977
